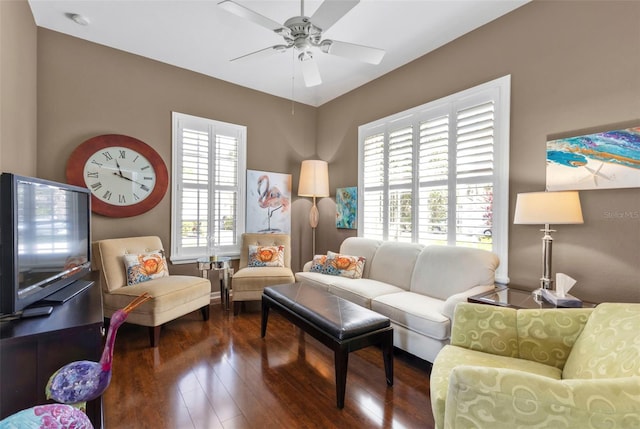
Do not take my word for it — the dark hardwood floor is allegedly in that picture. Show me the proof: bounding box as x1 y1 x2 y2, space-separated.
104 302 435 428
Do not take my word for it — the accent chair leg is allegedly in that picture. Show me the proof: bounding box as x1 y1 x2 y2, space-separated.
200 305 210 321
149 325 161 347
233 301 241 316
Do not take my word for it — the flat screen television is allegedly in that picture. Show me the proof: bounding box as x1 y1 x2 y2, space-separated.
0 173 92 316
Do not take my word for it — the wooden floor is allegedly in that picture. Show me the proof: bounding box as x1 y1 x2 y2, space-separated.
104 302 435 429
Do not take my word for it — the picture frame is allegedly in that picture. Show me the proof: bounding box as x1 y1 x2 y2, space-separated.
246 169 291 233
336 187 357 229
547 126 640 190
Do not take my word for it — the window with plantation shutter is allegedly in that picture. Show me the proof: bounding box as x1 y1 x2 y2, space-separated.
171 112 246 262
359 76 510 282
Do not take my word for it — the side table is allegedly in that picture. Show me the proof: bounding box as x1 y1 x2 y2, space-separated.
197 257 233 310
468 286 595 309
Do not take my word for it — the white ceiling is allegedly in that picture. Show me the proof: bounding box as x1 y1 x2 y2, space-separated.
28 0 529 107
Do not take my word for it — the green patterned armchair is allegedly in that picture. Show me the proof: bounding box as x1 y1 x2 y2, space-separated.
430 302 640 429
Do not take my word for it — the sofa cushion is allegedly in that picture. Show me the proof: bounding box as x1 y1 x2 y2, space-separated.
563 303 640 379
327 278 405 309
410 245 499 300
372 291 451 340
367 241 423 290
339 237 382 279
294 271 332 291
102 275 210 314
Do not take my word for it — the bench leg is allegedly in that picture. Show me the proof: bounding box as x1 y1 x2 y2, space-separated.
334 348 349 409
382 331 394 386
261 299 270 338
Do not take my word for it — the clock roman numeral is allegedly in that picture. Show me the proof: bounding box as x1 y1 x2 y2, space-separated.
91 182 102 191
102 151 113 161
141 165 150 171
118 150 126 159
103 190 112 200
133 155 140 163
86 171 99 178
91 160 103 167
133 193 140 201
144 176 152 181
119 195 126 204
140 184 150 192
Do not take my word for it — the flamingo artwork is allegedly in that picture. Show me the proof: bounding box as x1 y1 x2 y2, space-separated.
0 293 152 429
257 174 290 232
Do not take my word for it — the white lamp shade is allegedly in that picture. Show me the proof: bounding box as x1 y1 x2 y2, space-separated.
298 160 329 197
514 191 584 225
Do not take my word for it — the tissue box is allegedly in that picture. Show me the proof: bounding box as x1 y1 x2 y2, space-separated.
541 289 583 308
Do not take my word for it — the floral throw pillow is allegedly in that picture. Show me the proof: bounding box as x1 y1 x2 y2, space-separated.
324 251 366 279
309 254 328 273
248 245 285 267
123 250 169 286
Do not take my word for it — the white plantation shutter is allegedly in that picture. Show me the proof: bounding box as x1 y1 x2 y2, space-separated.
171 112 246 262
359 75 510 282
455 101 495 245
362 132 385 239
388 125 413 242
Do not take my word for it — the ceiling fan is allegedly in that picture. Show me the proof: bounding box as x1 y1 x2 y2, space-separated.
218 0 385 87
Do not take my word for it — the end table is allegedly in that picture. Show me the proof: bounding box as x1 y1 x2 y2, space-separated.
197 256 233 310
468 286 595 309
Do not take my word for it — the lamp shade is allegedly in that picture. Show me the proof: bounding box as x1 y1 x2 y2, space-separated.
298 160 329 197
514 191 584 225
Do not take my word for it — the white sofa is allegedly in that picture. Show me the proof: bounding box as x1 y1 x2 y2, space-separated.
295 237 500 363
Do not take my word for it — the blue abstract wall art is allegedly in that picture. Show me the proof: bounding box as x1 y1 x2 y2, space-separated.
336 187 357 229
547 127 640 190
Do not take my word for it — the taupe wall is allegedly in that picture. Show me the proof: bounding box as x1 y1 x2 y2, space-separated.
0 0 37 175
35 29 317 275
6 0 639 302
317 0 640 304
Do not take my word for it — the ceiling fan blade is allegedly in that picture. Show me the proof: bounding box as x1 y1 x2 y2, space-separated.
321 40 385 65
230 45 287 62
300 57 322 87
218 0 285 32
311 0 359 32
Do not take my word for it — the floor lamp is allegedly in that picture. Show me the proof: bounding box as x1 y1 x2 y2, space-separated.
298 160 329 256
514 191 583 291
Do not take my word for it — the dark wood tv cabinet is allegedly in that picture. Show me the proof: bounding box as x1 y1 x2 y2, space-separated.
0 276 104 428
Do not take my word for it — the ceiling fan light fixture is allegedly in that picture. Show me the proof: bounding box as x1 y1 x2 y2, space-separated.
320 39 333 54
67 13 90 26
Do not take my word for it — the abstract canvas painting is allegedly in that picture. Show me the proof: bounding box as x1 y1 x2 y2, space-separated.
246 170 291 233
336 187 357 229
547 127 640 190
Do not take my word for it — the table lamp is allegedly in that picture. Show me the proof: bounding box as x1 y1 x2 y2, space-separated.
298 160 329 255
514 191 583 290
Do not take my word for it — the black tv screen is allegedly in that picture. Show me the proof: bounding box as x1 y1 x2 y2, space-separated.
1 173 91 315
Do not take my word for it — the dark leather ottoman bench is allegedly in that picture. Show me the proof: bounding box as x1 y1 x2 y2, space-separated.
261 283 393 408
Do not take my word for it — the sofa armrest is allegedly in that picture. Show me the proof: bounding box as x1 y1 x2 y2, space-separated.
445 366 640 429
302 260 312 272
442 285 495 320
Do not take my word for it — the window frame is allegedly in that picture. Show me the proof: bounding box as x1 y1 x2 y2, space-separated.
170 112 247 264
358 75 510 283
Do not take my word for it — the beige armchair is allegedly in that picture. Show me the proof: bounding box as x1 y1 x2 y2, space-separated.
93 236 211 347
232 233 295 315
